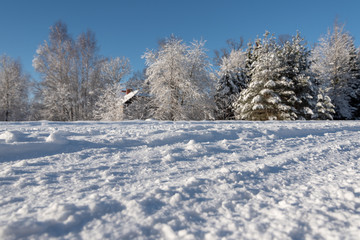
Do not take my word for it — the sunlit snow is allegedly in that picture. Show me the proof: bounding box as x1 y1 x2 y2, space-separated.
1 120 360 239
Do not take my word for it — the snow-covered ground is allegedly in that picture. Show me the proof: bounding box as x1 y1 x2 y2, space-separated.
1 120 360 240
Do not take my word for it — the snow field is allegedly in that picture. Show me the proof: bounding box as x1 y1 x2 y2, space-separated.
0 121 360 239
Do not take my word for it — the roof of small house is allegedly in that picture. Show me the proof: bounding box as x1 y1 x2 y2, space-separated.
122 89 139 104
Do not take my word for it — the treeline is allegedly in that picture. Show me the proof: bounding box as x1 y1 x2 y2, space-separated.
1 21 360 121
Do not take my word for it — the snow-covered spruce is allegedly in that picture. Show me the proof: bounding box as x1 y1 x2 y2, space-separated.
215 49 247 120
234 32 317 121
277 32 317 120
234 32 296 120
314 89 336 120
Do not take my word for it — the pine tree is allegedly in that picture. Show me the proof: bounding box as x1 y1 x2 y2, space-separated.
314 89 336 120
234 32 297 120
347 47 360 119
244 42 254 82
277 32 316 120
215 49 247 120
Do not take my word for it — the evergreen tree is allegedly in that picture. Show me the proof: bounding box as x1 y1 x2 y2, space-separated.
314 89 336 120
244 41 255 83
277 32 316 120
215 49 247 120
347 47 360 119
234 32 298 120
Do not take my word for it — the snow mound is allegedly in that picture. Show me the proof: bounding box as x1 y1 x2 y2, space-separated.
185 139 203 151
0 130 71 162
162 154 174 163
46 131 68 144
0 131 25 143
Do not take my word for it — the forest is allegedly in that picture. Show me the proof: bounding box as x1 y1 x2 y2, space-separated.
1 21 360 121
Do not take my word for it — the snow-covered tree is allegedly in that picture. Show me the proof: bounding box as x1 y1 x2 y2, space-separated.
100 57 131 86
348 48 360 119
314 89 336 120
0 55 29 121
311 22 359 119
214 49 247 120
93 57 131 119
213 37 244 66
143 36 214 120
126 70 147 93
33 21 130 121
234 32 298 120
33 21 79 121
277 32 317 120
75 30 103 120
94 83 125 121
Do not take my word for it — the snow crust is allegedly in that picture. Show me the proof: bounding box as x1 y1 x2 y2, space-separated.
1 120 360 239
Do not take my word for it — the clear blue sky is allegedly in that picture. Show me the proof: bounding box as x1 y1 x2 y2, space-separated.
0 0 359 81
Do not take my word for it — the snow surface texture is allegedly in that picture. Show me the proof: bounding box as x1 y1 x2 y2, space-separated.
0 121 360 239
